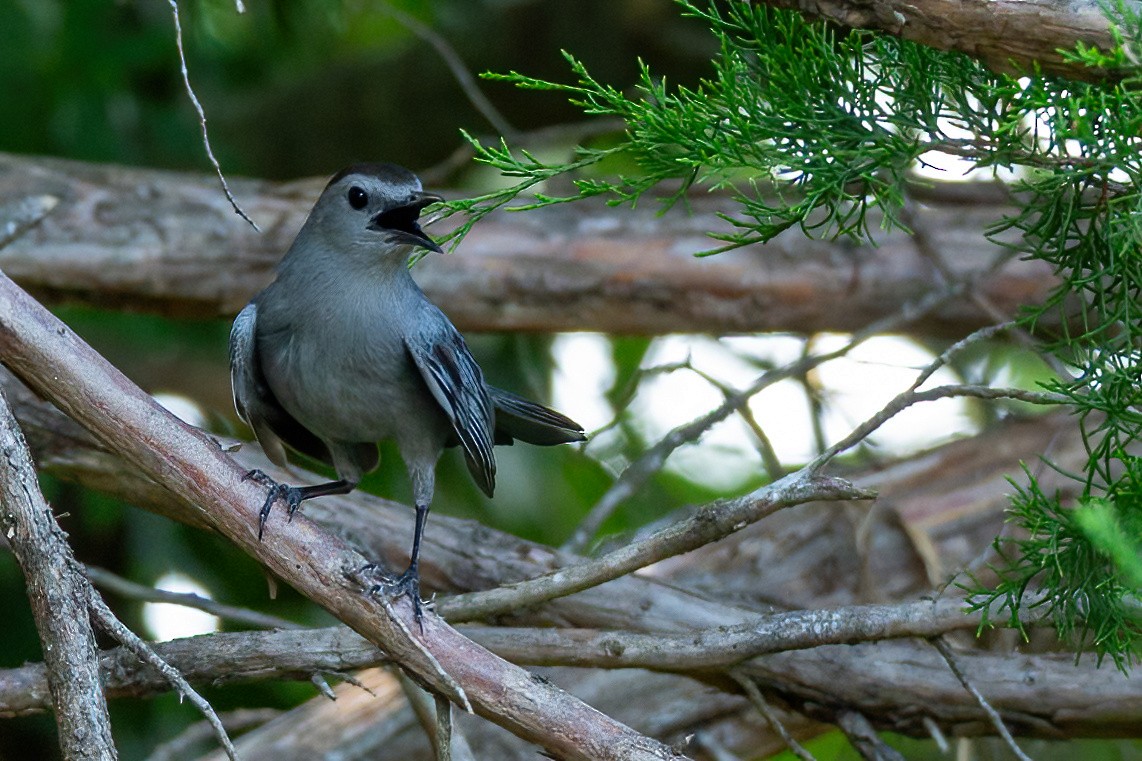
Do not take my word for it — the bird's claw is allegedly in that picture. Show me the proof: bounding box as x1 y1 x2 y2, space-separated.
244 470 304 540
368 566 430 634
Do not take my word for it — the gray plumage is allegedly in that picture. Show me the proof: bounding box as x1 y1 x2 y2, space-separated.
230 163 584 619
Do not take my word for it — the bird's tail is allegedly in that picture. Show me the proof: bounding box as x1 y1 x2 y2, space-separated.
488 386 586 446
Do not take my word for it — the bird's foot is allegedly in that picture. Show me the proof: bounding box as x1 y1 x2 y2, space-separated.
367 565 431 634
243 469 304 539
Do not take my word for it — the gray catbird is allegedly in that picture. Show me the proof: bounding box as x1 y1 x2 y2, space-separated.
230 163 585 620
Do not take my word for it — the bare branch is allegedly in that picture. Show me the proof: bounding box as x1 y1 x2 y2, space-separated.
443 471 871 622
0 154 1057 336
835 711 905 761
932 637 1033 761
461 597 1041 670
755 0 1125 82
85 564 300 630
0 388 116 760
379 2 517 139
813 384 1066 469
399 671 478 761
166 0 259 231
0 597 1021 714
731 671 816 761
86 591 238 761
0 271 685 760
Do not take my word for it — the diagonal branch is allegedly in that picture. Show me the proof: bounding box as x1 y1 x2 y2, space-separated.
932 637 1033 761
0 271 685 761
85 588 237 760
443 471 872 622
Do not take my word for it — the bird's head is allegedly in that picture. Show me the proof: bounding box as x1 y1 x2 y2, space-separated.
310 163 443 257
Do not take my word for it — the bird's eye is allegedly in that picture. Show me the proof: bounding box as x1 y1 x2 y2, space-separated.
348 186 369 210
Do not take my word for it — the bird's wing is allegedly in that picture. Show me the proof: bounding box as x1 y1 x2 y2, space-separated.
230 302 332 468
405 329 496 497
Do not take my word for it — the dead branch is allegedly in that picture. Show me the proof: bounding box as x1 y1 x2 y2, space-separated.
0 597 1029 715
3 368 1139 744
85 589 238 760
0 273 684 761
441 471 872 622
0 153 1056 337
0 389 115 760
756 0 1129 82
741 641 1141 738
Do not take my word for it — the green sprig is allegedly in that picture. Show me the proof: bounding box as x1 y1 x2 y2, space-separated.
441 0 1142 667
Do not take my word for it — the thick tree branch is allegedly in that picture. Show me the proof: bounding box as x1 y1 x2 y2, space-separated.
0 389 115 760
741 639 1141 737
2 368 1128 742
758 0 1130 82
1 598 1135 739
0 153 1056 337
0 273 683 761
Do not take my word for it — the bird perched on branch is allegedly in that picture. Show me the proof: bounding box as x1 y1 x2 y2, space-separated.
229 163 585 622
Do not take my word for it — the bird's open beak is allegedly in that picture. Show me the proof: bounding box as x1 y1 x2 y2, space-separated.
368 191 444 253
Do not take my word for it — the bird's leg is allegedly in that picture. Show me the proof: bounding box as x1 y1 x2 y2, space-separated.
242 469 356 539
385 501 430 630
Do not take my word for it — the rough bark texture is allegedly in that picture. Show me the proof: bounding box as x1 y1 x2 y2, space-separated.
1 152 1133 757
3 370 1138 757
0 153 1056 338
757 0 1130 82
0 389 116 760
0 274 683 761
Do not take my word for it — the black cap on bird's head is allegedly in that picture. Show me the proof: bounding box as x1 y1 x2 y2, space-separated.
320 162 443 254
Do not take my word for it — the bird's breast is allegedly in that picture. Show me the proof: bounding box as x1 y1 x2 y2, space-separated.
258 296 446 446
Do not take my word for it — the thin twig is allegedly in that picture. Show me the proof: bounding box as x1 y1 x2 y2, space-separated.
434 691 454 761
379 2 517 139
86 564 300 630
464 595 1048 670
798 337 829 457
440 471 872 622
921 716 949 754
146 708 280 761
836 710 905 761
688 363 786 480
903 200 1072 380
909 322 1016 392
310 673 337 700
167 0 259 231
563 282 973 552
931 637 1033 761
87 588 239 760
811 383 1066 470
730 671 816 761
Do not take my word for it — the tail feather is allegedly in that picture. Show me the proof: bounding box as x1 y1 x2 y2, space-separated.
488 386 586 446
